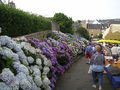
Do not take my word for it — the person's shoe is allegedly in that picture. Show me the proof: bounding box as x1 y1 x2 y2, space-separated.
99 86 102 90
92 84 96 88
86 62 90 64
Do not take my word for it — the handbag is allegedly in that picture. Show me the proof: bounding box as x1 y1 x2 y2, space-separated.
88 54 98 74
88 65 92 74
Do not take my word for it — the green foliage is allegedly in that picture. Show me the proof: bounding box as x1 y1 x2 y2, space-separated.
52 13 73 34
76 27 90 40
0 4 51 37
0 56 16 74
94 33 103 39
83 41 88 45
57 56 69 66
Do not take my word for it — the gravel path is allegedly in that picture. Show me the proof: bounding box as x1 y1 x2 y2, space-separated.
54 56 113 90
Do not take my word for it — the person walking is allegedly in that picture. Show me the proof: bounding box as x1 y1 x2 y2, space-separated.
90 45 105 90
111 45 119 61
85 43 93 64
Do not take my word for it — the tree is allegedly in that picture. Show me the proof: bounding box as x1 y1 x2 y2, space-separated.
77 27 90 40
77 20 81 23
94 33 103 39
98 33 103 38
52 13 73 34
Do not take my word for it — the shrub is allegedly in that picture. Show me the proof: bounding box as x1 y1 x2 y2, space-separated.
0 4 51 37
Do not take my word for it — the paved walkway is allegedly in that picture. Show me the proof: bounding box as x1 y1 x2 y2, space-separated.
54 56 113 90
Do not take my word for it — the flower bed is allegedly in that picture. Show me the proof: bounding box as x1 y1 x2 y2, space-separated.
0 31 84 90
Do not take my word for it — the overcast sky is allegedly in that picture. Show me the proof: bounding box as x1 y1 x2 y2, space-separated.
11 0 120 21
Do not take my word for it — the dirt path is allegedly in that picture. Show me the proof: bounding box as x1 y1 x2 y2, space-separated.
54 56 113 90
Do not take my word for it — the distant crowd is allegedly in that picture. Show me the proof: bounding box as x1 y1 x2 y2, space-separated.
85 43 120 63
84 43 120 90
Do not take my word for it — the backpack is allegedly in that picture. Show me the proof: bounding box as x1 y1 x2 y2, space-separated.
86 51 89 55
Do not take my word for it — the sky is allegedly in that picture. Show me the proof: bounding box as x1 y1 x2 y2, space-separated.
6 0 120 21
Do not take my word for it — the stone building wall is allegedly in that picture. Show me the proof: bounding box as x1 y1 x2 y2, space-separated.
88 29 102 37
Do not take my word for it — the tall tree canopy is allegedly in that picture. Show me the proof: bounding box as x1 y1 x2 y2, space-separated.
53 13 73 34
77 27 90 40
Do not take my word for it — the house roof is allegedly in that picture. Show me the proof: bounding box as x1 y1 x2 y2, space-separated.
98 19 120 24
87 24 109 30
87 24 102 29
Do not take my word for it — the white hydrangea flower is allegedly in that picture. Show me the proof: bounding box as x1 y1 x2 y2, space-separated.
0 82 12 90
23 43 36 54
13 43 21 52
17 51 27 60
12 62 29 75
30 65 40 70
1 47 19 61
20 79 32 90
0 36 11 46
34 76 42 87
20 42 26 48
16 72 26 81
3 50 18 61
0 68 19 90
21 59 29 66
6 41 15 50
12 54 19 61
44 58 52 67
32 67 41 76
31 83 40 90
17 51 28 65
17 64 29 75
36 49 41 53
36 58 42 66
16 72 32 90
27 57 34 64
26 76 34 85
42 76 50 88
42 67 50 75
45 86 51 90
25 75 39 90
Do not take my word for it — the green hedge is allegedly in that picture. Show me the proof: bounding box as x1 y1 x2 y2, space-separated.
0 4 51 37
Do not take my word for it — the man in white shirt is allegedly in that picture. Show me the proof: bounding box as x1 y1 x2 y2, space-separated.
111 45 118 61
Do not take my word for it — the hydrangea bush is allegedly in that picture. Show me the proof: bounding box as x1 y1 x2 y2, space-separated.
0 31 84 90
0 36 52 90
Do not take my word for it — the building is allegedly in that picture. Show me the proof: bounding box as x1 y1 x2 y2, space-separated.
73 19 120 38
0 0 16 8
81 20 109 37
103 24 120 40
86 23 109 37
87 24 102 37
72 23 82 31
72 23 82 37
8 1 16 8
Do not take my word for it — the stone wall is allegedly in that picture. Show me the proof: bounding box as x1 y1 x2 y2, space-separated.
51 21 60 32
13 30 52 41
88 29 102 37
